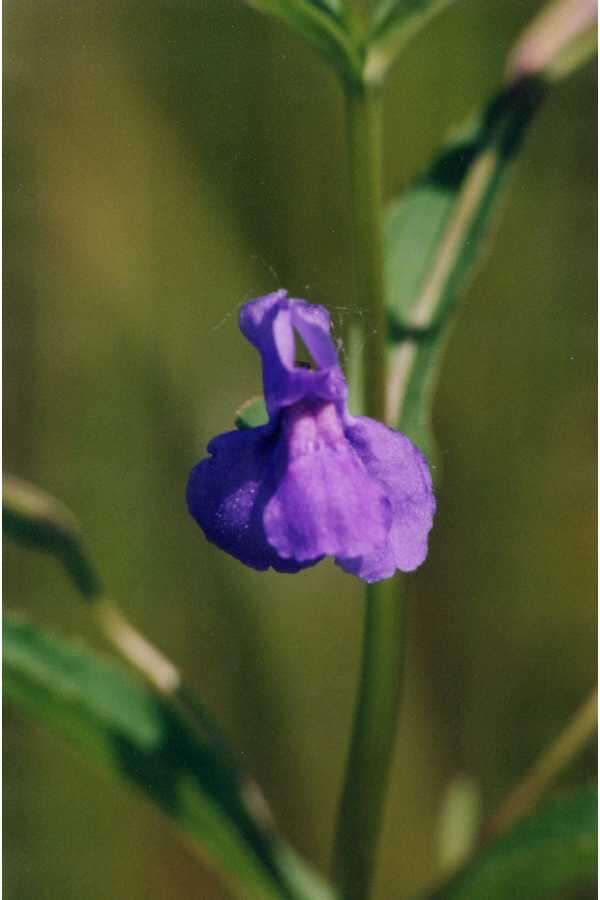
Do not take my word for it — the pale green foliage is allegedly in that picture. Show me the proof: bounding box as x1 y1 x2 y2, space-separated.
3 614 338 900
425 787 597 900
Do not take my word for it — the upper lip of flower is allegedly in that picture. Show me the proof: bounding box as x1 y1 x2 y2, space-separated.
187 291 435 582
240 290 348 421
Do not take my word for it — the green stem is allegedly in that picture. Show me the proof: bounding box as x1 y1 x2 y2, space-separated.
333 578 407 900
333 84 407 900
344 84 386 422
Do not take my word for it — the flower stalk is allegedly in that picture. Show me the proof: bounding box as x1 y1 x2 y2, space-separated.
344 83 387 423
333 577 407 900
333 81 409 900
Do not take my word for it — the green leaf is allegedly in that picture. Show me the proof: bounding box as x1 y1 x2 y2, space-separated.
242 0 363 88
3 614 338 900
309 0 347 18
422 786 597 900
384 0 596 463
236 396 269 430
3 473 102 600
384 79 543 462
366 0 456 83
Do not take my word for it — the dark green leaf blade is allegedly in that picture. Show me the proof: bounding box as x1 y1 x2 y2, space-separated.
3 473 102 599
3 614 337 900
310 0 347 18
423 787 597 900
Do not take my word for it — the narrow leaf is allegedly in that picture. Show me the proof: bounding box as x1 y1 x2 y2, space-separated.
366 0 457 83
384 78 543 461
507 0 598 84
384 0 596 461
423 786 597 900
309 0 347 18
3 614 337 900
3 473 102 599
242 0 362 87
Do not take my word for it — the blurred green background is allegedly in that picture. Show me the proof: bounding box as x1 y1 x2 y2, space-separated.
4 1 596 898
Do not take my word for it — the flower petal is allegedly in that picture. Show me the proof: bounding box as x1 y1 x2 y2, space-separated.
187 425 319 573
239 289 290 352
188 294 436 582
239 291 347 418
336 418 435 581
263 404 390 562
290 299 339 370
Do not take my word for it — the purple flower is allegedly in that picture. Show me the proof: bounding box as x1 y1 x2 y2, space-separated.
187 291 435 582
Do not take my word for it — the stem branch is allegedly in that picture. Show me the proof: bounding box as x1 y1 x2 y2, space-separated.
481 686 598 841
95 599 180 694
